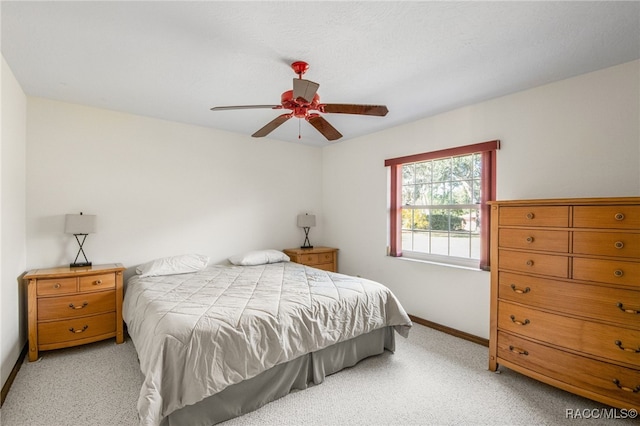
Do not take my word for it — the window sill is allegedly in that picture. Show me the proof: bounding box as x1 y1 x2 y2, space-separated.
388 255 487 272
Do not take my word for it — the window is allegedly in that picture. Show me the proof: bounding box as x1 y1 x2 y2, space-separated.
385 140 499 270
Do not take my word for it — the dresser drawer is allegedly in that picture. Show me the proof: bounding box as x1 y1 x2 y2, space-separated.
573 257 640 288
79 273 115 292
498 272 640 327
497 332 640 408
499 206 569 227
36 277 77 296
573 231 640 259
38 312 116 345
498 301 640 366
574 206 640 229
498 250 569 278
38 290 115 321
499 229 569 252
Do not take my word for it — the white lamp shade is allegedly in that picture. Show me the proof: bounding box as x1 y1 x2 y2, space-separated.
65 214 97 234
297 214 316 228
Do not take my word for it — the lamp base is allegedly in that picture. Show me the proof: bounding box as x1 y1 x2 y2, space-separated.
300 245 314 249
70 262 92 268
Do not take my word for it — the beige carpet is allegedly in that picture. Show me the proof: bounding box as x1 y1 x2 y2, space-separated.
1 324 635 426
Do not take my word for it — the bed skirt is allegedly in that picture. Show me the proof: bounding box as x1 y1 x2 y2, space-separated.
161 326 396 426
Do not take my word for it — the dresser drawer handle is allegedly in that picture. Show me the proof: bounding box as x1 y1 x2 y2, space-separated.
53 283 61 289
617 302 639 315
614 213 625 221
614 340 640 353
93 279 103 285
69 325 89 334
526 260 534 266
614 241 624 249
613 269 624 277
613 379 640 393
526 213 534 220
509 315 530 326
510 284 530 294
68 302 88 310
526 237 534 243
508 345 529 356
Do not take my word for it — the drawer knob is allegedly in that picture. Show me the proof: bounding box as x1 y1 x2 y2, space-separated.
526 236 534 243
508 345 529 356
510 284 530 294
614 340 640 353
68 302 88 310
614 213 625 221
93 279 103 285
69 325 89 334
614 269 624 277
526 260 534 266
53 283 61 289
509 315 530 326
526 212 534 220
614 241 624 249
616 302 639 315
613 379 640 393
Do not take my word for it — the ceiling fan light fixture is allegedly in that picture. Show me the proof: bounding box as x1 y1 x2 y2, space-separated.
210 61 388 141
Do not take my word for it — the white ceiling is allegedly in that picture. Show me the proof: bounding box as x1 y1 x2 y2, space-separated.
2 1 639 146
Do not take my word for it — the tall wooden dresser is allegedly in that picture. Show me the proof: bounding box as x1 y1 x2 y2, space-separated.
489 197 639 410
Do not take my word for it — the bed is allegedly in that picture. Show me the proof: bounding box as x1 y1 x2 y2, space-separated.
123 251 412 426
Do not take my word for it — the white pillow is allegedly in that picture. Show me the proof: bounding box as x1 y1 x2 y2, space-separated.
228 249 290 266
136 254 210 277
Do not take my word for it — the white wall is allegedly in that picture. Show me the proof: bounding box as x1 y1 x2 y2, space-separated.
1 55 27 389
25 99 324 276
322 60 640 339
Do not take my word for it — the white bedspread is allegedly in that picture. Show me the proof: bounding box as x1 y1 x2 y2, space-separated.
123 262 412 426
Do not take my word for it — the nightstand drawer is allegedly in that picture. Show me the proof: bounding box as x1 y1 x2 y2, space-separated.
37 277 77 296
38 312 116 345
299 253 320 264
312 263 334 271
38 291 115 321
79 273 115 292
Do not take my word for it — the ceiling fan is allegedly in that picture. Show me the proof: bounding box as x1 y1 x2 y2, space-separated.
210 61 388 141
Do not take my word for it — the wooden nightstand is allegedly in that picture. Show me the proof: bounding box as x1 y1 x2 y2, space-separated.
283 247 339 272
24 263 125 362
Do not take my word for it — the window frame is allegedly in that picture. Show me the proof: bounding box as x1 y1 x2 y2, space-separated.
385 140 499 270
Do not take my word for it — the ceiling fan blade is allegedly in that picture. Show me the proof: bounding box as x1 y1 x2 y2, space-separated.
320 104 389 116
293 79 319 102
307 115 343 141
252 114 292 138
210 105 280 111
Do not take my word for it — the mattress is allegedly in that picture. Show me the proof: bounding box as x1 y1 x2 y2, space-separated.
123 261 412 426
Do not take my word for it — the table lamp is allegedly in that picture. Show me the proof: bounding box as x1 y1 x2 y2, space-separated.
297 213 316 249
65 212 96 267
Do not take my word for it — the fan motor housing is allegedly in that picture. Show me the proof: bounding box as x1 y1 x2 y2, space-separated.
281 90 320 118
